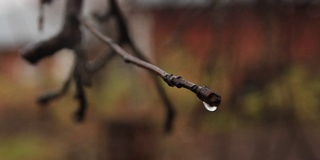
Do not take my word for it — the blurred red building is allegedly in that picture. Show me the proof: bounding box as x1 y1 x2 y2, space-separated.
134 1 320 67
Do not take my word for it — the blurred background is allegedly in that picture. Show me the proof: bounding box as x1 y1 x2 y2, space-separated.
0 0 320 159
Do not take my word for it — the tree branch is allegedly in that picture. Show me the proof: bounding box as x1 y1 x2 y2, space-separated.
80 17 221 108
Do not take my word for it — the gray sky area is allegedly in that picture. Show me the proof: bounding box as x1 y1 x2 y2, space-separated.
0 0 66 49
0 0 318 49
0 0 109 49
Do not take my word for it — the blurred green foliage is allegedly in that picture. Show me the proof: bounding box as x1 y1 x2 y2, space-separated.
0 135 49 160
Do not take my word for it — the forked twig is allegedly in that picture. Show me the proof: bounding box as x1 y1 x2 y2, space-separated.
21 0 88 122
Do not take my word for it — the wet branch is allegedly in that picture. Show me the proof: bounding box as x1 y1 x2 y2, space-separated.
80 17 221 107
20 0 221 132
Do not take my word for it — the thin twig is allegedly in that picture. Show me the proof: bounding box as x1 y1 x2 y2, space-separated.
87 50 116 73
38 60 75 105
81 18 166 77
72 46 90 121
74 70 87 121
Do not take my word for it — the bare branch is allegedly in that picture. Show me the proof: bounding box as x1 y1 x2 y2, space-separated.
21 0 90 121
20 0 221 131
102 0 177 132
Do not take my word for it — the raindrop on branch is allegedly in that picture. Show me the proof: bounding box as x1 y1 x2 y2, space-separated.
202 102 217 112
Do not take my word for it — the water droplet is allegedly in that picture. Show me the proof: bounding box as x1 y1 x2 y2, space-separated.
202 102 217 112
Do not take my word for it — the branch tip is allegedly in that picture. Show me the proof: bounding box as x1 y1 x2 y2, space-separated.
196 86 221 107
163 74 221 107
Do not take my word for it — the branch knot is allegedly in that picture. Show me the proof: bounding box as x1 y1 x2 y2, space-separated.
163 74 183 88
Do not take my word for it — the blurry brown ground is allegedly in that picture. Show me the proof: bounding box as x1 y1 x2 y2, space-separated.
0 1 320 160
